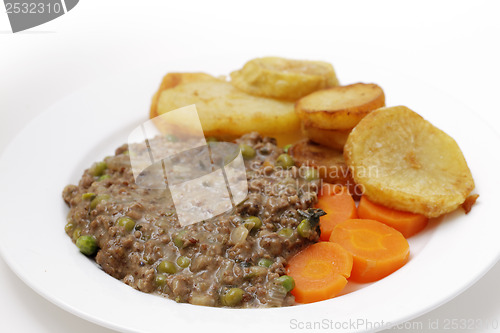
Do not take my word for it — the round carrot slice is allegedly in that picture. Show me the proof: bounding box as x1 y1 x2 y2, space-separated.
358 196 428 238
330 219 409 283
286 242 353 304
315 184 358 241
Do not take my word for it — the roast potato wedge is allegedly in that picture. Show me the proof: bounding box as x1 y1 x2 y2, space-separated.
344 106 474 218
296 83 385 130
230 57 339 100
153 79 301 143
302 125 351 151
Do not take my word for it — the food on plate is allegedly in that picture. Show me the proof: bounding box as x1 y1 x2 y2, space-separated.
295 83 385 130
315 184 358 241
230 57 339 100
288 140 355 188
358 196 428 238
344 105 475 218
63 133 324 308
330 219 410 283
286 242 353 303
152 78 301 144
301 125 350 151
63 57 478 308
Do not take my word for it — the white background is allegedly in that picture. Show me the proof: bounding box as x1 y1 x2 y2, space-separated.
1 1 499 332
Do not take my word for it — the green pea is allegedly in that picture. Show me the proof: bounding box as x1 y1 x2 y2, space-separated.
297 219 312 238
257 258 273 268
303 168 320 181
72 228 82 241
278 227 294 238
155 274 167 287
243 216 262 231
81 192 96 201
239 144 256 160
283 144 292 153
122 150 130 156
173 230 187 248
221 288 244 307
275 275 295 292
64 222 74 234
157 260 177 274
89 161 107 177
76 235 98 256
276 153 294 169
90 194 110 210
116 217 135 232
176 256 191 268
165 134 178 142
99 174 110 181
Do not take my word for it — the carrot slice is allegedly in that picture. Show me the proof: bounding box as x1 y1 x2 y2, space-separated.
315 184 358 241
287 242 353 303
330 219 409 283
358 196 428 238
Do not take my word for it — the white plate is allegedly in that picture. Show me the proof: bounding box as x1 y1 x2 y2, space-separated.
0 62 499 333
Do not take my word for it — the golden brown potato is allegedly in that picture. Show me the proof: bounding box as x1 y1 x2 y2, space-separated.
150 72 217 119
295 83 385 130
230 57 339 100
289 140 357 193
302 125 351 151
344 106 475 218
153 79 302 144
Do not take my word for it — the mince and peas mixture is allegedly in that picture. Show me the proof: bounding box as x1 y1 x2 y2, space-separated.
63 132 322 308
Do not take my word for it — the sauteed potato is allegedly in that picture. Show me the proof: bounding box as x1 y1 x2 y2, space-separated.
230 57 339 100
344 106 475 218
301 125 351 151
153 79 300 142
296 83 385 130
150 72 217 119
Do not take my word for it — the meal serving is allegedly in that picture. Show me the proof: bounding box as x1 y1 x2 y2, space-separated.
63 57 477 308
64 133 322 307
